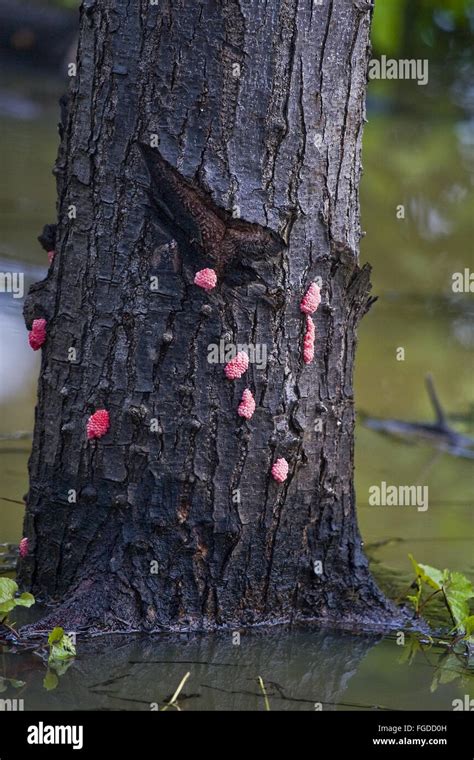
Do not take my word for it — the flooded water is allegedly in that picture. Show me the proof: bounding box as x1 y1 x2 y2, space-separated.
0 59 473 709
2 628 472 711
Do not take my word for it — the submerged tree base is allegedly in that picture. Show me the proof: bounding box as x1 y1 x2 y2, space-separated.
19 573 412 639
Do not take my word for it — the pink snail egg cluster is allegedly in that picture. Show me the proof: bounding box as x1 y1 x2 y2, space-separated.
28 318 47 351
224 351 249 380
194 268 217 290
47 250 55 265
300 282 321 315
238 388 256 420
303 315 315 364
86 409 110 440
27 278 327 500
19 537 29 558
271 457 289 483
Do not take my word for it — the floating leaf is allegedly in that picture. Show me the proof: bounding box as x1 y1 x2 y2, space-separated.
43 669 59 691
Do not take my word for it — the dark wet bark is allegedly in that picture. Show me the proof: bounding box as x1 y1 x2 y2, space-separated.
19 0 401 633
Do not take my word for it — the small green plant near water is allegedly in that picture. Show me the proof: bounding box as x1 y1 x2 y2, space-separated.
48 627 76 662
407 554 474 644
398 635 473 694
0 577 35 635
401 557 474 694
429 650 473 694
43 627 77 691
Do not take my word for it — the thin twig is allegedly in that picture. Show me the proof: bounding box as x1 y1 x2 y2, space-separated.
257 676 271 712
1 621 19 638
441 587 457 629
161 671 191 711
418 588 442 614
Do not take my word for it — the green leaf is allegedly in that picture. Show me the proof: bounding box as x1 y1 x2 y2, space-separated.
48 627 65 646
462 616 474 637
418 564 444 590
397 636 421 665
0 600 15 615
0 578 18 604
48 629 76 663
409 553 444 590
407 556 474 633
430 654 462 693
15 592 35 608
438 666 461 685
442 571 474 631
43 669 59 691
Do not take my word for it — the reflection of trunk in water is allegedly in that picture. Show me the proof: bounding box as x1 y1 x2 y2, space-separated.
1 630 384 711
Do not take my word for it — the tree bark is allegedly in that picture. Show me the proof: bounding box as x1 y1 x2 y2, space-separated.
19 0 401 633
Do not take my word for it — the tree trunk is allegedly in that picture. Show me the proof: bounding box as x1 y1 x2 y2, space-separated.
19 0 401 634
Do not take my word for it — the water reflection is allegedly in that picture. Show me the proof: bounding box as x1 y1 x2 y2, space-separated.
1 628 472 711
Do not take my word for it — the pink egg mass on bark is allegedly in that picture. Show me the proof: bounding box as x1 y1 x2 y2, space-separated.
19 537 29 558
303 315 315 364
271 458 289 483
28 318 47 350
238 388 256 419
224 351 249 380
300 282 321 314
86 409 110 440
194 268 217 290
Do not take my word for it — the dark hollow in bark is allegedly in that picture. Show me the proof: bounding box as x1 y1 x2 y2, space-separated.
19 0 404 634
